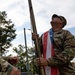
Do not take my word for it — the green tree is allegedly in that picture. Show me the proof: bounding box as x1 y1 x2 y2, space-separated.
12 44 36 73
13 45 27 72
0 11 16 55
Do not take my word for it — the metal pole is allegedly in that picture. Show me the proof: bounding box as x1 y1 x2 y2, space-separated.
24 28 29 75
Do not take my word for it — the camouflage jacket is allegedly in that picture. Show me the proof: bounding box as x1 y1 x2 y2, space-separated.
0 56 13 75
40 29 75 75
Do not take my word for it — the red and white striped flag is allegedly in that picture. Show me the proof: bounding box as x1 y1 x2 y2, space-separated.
42 31 59 75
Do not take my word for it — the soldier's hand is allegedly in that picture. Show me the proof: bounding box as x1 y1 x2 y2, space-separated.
36 57 48 66
32 32 39 40
10 67 21 75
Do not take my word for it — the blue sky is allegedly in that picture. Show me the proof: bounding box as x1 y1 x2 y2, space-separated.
0 0 75 57
68 27 75 35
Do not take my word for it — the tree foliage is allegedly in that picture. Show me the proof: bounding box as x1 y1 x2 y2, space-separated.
0 11 16 55
12 44 37 73
13 45 27 72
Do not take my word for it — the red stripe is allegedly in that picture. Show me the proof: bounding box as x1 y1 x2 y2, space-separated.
51 67 58 75
51 45 59 75
43 31 48 58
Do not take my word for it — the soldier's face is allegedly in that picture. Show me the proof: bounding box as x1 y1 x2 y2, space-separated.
50 17 63 32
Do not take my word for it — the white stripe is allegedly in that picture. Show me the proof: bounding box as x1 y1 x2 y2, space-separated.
45 32 52 75
46 32 52 58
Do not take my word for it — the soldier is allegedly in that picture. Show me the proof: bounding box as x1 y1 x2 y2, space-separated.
32 14 75 75
0 56 21 75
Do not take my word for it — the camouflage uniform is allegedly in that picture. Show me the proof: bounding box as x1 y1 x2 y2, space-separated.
0 56 13 75
40 29 75 75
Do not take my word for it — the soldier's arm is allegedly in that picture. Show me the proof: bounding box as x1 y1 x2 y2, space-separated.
0 56 21 75
2 56 19 65
47 31 75 66
2 56 11 61
0 56 13 74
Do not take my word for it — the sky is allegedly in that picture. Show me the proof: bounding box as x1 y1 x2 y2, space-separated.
0 0 75 59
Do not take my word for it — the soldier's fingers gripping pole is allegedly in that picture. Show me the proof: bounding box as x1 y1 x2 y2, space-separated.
27 0 45 75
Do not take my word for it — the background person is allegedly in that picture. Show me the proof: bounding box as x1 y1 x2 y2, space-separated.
0 56 21 75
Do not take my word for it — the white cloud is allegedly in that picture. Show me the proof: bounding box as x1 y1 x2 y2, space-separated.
0 0 75 49
0 0 75 28
0 0 29 27
0 0 16 10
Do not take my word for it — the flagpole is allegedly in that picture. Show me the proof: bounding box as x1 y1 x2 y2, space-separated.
27 0 45 75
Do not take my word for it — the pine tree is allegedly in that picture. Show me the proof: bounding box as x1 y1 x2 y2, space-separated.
0 11 16 55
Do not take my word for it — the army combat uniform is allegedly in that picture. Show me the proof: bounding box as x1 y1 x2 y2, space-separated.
40 29 75 75
0 56 13 75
